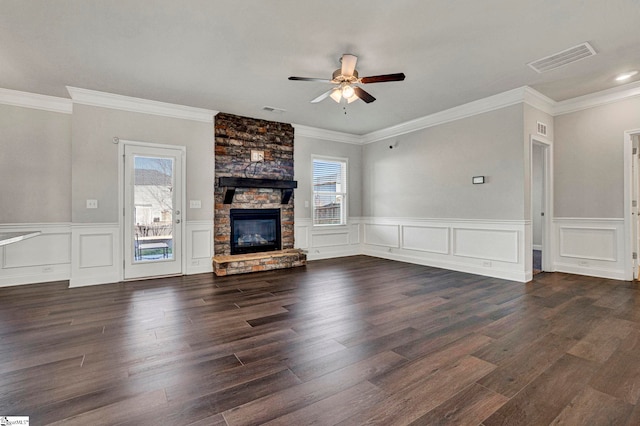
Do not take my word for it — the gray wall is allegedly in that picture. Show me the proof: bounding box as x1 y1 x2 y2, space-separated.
554 97 640 218
71 104 214 223
362 104 525 220
0 104 72 223
293 135 363 219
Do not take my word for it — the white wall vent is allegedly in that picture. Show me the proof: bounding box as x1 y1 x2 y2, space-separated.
528 42 597 73
537 121 548 136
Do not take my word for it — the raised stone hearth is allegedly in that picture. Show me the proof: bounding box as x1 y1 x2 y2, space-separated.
213 249 306 276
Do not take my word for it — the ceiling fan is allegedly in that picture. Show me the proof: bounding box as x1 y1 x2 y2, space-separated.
288 54 405 104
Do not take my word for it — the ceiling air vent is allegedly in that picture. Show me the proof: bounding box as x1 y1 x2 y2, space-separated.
528 42 596 73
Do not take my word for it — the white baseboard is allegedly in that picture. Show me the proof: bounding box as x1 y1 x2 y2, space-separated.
553 262 626 281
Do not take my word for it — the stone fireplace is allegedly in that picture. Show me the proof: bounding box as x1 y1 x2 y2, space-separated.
212 113 306 275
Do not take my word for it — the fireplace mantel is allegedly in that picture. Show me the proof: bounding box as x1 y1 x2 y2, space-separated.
218 177 298 204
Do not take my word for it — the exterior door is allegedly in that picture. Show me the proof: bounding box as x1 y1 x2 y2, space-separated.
123 144 184 280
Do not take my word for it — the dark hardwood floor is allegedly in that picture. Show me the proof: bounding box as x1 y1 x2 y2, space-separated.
1 255 640 425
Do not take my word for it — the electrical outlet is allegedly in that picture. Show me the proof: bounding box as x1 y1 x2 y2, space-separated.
190 200 202 209
42 266 54 273
579 260 590 266
86 199 98 209
191 259 200 266
483 261 492 267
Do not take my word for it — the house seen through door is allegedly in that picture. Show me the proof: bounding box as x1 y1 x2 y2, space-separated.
123 143 184 280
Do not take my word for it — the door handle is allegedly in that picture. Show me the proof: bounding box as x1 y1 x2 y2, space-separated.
176 219 181 224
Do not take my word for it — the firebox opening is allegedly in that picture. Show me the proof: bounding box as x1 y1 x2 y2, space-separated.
230 208 281 255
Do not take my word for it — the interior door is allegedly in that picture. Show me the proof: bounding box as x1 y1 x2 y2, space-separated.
633 137 639 279
123 144 184 280
532 142 545 274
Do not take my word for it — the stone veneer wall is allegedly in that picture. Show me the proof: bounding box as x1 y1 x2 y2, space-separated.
214 113 295 256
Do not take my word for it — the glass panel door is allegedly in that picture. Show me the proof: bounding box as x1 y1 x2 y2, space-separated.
124 144 183 280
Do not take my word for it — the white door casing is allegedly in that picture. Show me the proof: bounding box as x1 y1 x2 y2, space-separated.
120 141 186 280
624 130 640 280
530 135 554 274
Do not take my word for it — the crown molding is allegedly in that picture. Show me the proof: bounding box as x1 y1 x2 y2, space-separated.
5 79 640 142
522 87 556 115
66 87 218 123
362 87 534 144
292 124 364 145
0 88 72 114
552 80 640 116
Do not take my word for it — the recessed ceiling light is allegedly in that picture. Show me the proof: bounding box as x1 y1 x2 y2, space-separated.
615 71 638 81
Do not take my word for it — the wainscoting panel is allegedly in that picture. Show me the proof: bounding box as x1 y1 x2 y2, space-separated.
402 225 449 254
294 222 310 249
553 218 625 280
186 220 214 275
559 226 617 261
312 231 350 248
453 228 519 263
4 232 71 269
361 218 527 282
70 223 120 287
349 223 360 245
0 223 71 287
295 218 361 260
364 223 400 247
78 234 113 269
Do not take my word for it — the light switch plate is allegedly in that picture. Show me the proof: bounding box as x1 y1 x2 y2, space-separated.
190 200 202 209
86 199 98 209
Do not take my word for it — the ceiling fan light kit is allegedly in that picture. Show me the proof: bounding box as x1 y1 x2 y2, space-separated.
289 53 405 104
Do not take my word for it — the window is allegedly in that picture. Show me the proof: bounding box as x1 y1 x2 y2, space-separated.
313 157 347 225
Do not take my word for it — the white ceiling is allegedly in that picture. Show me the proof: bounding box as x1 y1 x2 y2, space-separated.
1 1 639 134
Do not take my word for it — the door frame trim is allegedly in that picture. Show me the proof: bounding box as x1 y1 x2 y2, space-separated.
623 129 640 280
529 135 554 277
117 139 187 281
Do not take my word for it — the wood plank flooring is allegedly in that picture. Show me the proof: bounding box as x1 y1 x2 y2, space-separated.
1 255 639 425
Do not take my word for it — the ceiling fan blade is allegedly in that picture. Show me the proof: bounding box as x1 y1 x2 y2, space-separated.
310 88 336 103
341 54 358 77
289 76 332 83
360 73 406 84
353 86 376 103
